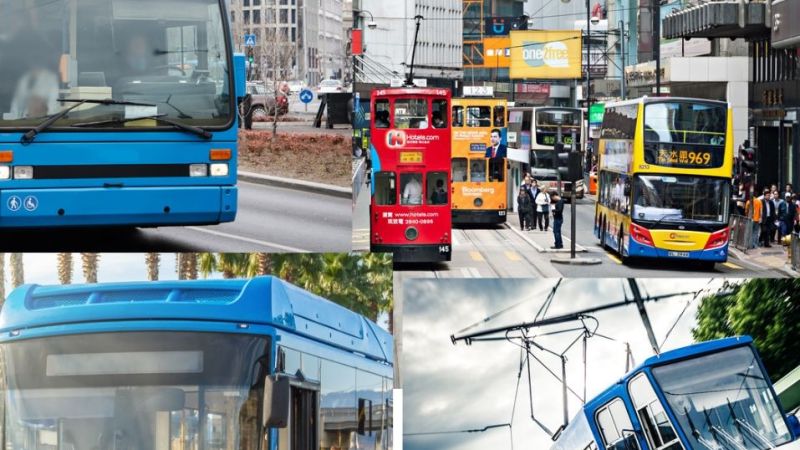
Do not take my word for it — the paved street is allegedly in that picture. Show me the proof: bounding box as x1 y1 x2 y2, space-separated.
353 182 794 278
1 181 351 252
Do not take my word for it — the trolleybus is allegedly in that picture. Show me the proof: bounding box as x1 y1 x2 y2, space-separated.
0 0 244 228
508 106 585 198
370 87 452 262
450 97 508 224
551 336 800 450
0 276 394 450
594 97 733 268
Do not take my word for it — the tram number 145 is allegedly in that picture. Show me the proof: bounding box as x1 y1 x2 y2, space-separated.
438 245 451 254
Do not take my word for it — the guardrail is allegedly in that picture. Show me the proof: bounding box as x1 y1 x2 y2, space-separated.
730 214 753 253
791 233 800 272
352 157 367 208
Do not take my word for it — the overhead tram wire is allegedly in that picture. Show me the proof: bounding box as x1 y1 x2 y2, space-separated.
404 423 512 436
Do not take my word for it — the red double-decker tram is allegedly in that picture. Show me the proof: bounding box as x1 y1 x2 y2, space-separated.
369 87 452 262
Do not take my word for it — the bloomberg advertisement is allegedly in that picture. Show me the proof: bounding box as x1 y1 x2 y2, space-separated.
509 30 582 79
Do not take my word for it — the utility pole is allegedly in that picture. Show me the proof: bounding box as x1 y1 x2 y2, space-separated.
406 15 423 86
653 0 661 95
619 20 626 100
585 0 591 111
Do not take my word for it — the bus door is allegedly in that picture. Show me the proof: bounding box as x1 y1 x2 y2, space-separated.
279 381 319 450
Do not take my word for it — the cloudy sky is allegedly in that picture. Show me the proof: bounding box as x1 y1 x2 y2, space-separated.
401 278 728 450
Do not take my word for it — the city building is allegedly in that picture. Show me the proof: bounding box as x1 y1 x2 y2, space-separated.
229 0 345 86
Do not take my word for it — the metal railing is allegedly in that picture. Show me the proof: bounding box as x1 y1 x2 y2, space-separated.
791 233 800 272
730 214 753 253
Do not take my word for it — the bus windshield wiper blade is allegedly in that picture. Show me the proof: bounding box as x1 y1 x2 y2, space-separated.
21 98 157 143
652 213 685 228
73 114 212 139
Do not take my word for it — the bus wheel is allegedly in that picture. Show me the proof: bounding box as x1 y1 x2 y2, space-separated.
617 229 625 260
698 261 716 271
599 217 606 248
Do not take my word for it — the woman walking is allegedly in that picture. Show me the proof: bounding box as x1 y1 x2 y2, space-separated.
535 189 551 231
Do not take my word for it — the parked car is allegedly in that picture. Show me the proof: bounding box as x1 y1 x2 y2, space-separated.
245 82 288 117
285 80 307 94
317 79 344 93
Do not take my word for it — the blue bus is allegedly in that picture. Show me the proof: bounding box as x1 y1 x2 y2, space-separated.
0 276 394 450
0 0 245 228
551 336 800 450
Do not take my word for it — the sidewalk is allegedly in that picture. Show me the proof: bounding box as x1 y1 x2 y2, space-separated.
729 243 798 276
505 211 588 253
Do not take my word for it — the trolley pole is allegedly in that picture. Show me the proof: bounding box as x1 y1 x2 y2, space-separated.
570 129 578 259
406 15 423 86
556 124 563 197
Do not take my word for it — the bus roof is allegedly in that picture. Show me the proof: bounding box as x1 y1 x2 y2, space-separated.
0 276 393 365
584 336 752 411
601 96 729 108
372 87 450 98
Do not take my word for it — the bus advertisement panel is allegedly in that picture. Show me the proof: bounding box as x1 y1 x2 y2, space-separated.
370 88 452 262
451 97 508 224
0 0 243 228
594 97 734 268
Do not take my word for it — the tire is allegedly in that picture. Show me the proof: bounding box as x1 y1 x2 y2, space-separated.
252 106 267 119
618 229 625 259
600 217 607 248
698 261 716 271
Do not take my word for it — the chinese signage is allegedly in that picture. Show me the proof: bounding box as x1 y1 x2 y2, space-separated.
589 103 605 125
509 31 582 79
644 146 724 169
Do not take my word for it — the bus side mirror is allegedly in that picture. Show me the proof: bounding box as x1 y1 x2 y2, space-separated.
263 375 290 428
787 414 800 438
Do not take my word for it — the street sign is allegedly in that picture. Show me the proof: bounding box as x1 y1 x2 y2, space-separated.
299 89 314 104
244 34 256 47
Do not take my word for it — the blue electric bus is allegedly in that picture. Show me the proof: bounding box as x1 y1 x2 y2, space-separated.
0 0 245 228
551 336 800 450
0 276 394 450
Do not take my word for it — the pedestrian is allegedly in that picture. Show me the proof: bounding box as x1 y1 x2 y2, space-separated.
783 191 796 239
551 192 564 249
535 188 551 231
793 194 800 234
786 183 794 197
528 178 540 228
760 189 775 248
774 190 788 242
746 192 761 249
517 184 533 231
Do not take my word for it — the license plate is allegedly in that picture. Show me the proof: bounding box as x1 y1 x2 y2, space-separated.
400 152 423 163
668 251 690 258
498 210 506 216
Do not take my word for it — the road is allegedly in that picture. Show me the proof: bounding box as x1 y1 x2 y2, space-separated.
353 182 787 278
0 181 351 252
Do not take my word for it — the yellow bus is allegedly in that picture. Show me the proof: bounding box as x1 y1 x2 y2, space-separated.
595 97 734 269
450 97 508 224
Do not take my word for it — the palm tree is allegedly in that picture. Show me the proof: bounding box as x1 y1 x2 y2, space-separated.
175 253 185 280
198 253 248 279
184 253 198 280
81 253 99 283
57 253 73 285
0 253 5 304
9 253 23 288
145 253 160 281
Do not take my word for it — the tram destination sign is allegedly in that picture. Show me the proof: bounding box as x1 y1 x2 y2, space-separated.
645 145 724 169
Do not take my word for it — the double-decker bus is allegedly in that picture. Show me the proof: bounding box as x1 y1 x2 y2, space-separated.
0 0 243 228
450 97 508 224
0 276 394 450
370 87 452 262
551 336 800 450
594 97 733 268
508 106 585 199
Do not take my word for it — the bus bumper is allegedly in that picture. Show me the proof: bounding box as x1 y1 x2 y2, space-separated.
371 244 451 263
0 186 237 227
627 240 728 262
453 209 507 225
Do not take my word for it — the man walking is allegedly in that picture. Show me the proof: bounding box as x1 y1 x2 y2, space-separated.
760 189 775 248
551 192 564 249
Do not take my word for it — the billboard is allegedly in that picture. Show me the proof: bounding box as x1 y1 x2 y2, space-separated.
509 30 582 79
482 37 510 68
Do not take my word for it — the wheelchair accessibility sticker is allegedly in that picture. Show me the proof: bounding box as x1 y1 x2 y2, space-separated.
23 196 38 211
7 196 21 212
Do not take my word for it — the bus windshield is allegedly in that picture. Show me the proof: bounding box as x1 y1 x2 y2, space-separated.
535 109 581 147
632 175 730 225
644 102 726 145
0 331 268 450
0 0 231 129
652 345 792 450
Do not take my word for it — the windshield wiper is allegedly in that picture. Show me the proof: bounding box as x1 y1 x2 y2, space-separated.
21 98 157 143
652 213 685 228
73 114 212 139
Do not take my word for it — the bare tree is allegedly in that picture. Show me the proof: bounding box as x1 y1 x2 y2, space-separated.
259 5 297 139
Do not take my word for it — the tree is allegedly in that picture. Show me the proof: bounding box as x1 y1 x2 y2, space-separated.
145 253 160 281
259 10 296 140
81 253 99 283
0 253 5 304
9 253 23 289
57 253 73 285
693 279 800 381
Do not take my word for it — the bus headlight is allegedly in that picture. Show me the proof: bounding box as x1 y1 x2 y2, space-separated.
13 166 33 179
210 163 229 177
0 166 9 179
405 226 419 241
189 164 208 177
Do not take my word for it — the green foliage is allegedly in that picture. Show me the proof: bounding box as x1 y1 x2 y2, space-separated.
197 253 393 325
693 279 800 381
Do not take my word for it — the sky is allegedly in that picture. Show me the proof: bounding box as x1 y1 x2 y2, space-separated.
401 278 728 450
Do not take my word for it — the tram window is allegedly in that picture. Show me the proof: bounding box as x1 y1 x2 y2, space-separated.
470 159 487 182
596 398 640 450
283 346 301 376
628 374 684 450
374 99 390 128
395 99 428 129
432 99 448 128
466 106 491 127
452 158 468 182
489 158 504 182
400 173 423 205
427 171 448 205
493 105 506 127
374 172 396 205
320 360 356 450
452 106 464 127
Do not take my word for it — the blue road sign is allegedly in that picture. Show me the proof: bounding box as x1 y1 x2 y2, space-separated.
299 89 314 104
244 34 256 47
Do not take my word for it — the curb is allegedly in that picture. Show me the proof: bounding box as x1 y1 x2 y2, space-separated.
728 246 798 277
238 171 351 199
506 223 588 254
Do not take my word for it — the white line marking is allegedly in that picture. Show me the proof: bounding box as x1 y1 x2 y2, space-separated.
186 227 309 252
468 267 481 278
460 267 473 278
